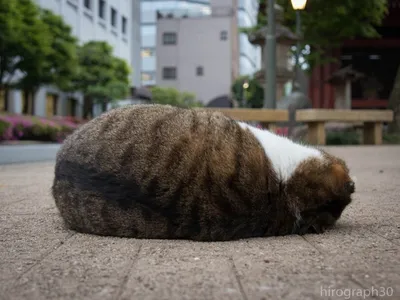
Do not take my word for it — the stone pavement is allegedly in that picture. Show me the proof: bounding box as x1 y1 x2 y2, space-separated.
0 146 399 300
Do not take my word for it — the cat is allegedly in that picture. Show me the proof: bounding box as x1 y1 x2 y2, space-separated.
51 104 355 241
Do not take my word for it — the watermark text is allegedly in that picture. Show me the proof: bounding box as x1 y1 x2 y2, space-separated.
320 285 395 299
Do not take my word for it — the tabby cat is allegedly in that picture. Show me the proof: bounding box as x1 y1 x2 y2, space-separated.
52 104 355 241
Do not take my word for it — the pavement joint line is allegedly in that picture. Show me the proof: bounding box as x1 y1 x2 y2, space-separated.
0 212 59 216
115 243 143 300
9 232 76 288
229 256 249 300
349 274 380 299
300 235 325 255
0 213 58 216
2 198 31 208
366 228 400 246
351 219 400 246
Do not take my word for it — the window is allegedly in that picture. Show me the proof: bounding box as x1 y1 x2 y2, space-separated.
220 30 228 41
84 0 91 9
162 67 177 80
162 32 177 45
98 0 105 19
122 16 127 34
111 7 117 27
196 66 203 76
141 48 155 57
141 72 155 82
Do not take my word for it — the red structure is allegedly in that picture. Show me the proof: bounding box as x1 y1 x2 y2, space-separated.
308 0 400 109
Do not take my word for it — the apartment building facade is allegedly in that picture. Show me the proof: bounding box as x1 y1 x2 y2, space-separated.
156 0 240 104
140 0 260 87
3 0 141 118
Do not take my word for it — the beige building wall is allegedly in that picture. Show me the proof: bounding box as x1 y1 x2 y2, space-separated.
156 1 239 105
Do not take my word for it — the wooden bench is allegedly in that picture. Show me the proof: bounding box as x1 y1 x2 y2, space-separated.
296 109 394 145
206 108 289 131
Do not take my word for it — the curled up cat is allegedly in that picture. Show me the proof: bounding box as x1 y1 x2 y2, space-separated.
52 104 355 241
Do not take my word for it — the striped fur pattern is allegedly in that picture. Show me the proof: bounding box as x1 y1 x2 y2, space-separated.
52 104 355 241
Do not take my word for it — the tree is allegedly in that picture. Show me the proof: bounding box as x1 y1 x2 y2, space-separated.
73 41 131 117
17 8 79 106
242 0 388 69
0 0 21 87
231 76 264 108
87 81 130 112
39 9 79 91
112 56 131 86
150 86 203 108
0 0 51 91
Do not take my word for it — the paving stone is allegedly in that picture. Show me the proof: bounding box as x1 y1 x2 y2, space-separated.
0 146 399 300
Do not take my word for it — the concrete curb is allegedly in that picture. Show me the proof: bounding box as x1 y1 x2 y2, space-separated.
0 144 61 165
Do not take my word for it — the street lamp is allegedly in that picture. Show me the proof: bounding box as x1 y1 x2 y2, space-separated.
291 0 307 10
291 0 307 84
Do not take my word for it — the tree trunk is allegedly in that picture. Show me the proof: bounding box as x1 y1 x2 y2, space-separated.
83 95 93 119
388 64 400 133
26 88 39 115
101 100 107 112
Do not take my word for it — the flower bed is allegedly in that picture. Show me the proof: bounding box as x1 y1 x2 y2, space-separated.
0 114 87 143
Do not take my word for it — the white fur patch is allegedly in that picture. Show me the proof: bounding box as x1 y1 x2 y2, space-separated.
238 122 323 182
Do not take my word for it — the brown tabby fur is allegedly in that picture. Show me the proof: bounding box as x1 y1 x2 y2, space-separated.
52 104 355 241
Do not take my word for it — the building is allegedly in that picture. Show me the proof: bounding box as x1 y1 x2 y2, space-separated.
140 0 260 87
155 0 240 104
308 0 400 109
1 0 141 118
237 0 261 76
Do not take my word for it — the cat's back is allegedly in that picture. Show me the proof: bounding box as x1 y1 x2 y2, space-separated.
56 104 247 170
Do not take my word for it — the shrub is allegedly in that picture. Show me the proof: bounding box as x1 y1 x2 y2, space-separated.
0 119 11 140
383 132 400 144
0 114 84 143
326 131 361 145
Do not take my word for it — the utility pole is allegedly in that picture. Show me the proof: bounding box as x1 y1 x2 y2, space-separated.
264 0 276 109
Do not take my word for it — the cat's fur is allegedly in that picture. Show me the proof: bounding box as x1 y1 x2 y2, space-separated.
52 104 355 241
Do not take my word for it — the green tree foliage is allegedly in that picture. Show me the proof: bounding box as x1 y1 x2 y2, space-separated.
0 0 21 86
231 76 264 108
74 41 131 116
112 56 131 86
17 8 79 101
0 0 79 115
39 9 79 91
150 86 203 108
0 0 51 89
243 0 388 69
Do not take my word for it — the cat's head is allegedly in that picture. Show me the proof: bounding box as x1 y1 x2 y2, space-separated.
285 150 355 235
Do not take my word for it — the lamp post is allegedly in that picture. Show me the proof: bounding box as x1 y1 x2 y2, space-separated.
264 0 276 109
243 80 249 107
240 79 249 108
290 0 307 84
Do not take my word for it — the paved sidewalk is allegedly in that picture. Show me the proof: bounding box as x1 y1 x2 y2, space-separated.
0 146 399 300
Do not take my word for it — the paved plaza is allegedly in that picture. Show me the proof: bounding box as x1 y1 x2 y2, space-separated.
0 146 399 300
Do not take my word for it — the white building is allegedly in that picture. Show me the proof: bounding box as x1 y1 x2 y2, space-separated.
140 0 260 87
156 1 240 104
2 0 141 118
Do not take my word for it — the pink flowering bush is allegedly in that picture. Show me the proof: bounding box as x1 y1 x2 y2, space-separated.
0 114 87 143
